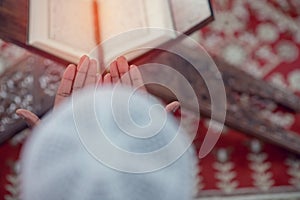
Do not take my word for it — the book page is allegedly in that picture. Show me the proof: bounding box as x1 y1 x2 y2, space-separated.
49 0 170 52
30 0 174 62
49 0 95 52
99 0 148 41
170 0 211 32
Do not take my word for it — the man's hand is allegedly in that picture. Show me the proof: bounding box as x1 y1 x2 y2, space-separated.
101 56 180 112
54 55 97 107
16 55 180 128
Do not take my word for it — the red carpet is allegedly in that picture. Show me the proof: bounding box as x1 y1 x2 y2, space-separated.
194 0 300 198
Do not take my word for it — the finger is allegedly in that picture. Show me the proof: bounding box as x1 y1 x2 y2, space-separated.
103 73 112 85
73 56 90 92
84 59 97 86
129 65 146 91
109 61 120 84
116 56 130 76
16 109 40 128
165 101 180 113
54 64 76 107
117 56 131 86
120 71 132 86
78 55 89 66
97 73 103 86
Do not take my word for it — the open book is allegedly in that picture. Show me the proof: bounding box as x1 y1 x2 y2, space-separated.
29 0 212 64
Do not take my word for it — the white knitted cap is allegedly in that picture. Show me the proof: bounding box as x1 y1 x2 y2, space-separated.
20 86 198 200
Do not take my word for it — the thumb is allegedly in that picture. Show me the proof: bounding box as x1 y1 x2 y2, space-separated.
16 109 41 128
165 101 180 113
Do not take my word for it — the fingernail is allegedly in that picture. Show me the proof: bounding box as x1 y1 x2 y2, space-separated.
173 105 180 113
16 111 24 119
17 114 25 120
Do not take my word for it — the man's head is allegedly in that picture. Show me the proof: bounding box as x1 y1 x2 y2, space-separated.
21 86 197 200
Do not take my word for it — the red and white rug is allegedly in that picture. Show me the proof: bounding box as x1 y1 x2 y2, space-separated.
194 0 300 199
